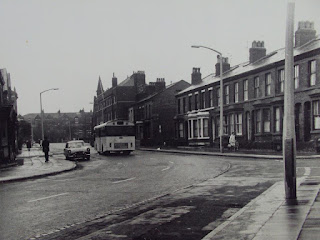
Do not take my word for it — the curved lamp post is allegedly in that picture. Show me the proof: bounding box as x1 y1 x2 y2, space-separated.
192 45 224 153
40 88 59 140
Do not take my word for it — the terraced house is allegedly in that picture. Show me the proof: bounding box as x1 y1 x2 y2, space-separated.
175 21 320 151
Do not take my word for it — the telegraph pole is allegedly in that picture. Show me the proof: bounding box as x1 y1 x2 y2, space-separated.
283 0 296 199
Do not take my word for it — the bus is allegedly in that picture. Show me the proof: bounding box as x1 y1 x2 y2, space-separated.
94 120 135 155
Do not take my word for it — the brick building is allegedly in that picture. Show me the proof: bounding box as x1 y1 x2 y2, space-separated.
92 72 145 127
130 79 190 146
175 21 320 151
93 72 190 147
0 68 18 164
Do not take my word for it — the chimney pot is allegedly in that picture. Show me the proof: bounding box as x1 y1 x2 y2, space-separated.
295 21 316 47
191 67 202 85
215 57 231 76
249 40 266 63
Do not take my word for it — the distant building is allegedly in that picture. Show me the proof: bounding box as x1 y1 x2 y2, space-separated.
175 21 320 151
0 69 18 164
92 72 145 126
130 79 190 146
93 72 190 147
23 110 92 143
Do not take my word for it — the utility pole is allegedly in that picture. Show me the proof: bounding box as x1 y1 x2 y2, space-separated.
283 0 296 199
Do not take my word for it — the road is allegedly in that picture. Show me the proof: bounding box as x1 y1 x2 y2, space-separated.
1 146 317 240
1 149 229 240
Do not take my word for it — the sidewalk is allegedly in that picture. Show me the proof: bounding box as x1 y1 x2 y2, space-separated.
0 147 76 183
141 147 320 240
140 146 320 159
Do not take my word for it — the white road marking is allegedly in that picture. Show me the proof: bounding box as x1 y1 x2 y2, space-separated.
112 177 136 184
304 167 311 176
28 193 69 203
161 166 170 171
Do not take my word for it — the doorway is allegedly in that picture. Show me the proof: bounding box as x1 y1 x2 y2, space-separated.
304 102 311 141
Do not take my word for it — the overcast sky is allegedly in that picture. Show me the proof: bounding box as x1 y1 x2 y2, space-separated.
1 0 319 116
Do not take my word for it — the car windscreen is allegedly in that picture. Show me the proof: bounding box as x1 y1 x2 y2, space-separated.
68 142 84 148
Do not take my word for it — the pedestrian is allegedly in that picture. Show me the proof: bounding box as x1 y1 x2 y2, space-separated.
26 140 31 151
229 132 236 151
42 136 50 162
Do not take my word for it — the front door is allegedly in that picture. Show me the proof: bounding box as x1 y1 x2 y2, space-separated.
304 102 311 141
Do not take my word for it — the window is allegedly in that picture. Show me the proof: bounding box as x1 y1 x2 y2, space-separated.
313 101 320 129
195 93 199 110
203 119 209 137
188 120 192 138
198 119 202 137
243 79 248 101
265 73 271 96
217 87 220 106
75 117 79 124
225 85 229 104
254 76 259 98
178 99 181 114
224 115 229 135
193 120 198 137
256 110 261 133
201 91 206 109
229 114 234 134
234 82 239 103
294 65 299 89
309 60 316 86
188 95 192 111
275 107 281 132
278 69 284 93
235 113 243 135
263 109 271 133
209 89 213 107
179 122 184 138
183 97 187 113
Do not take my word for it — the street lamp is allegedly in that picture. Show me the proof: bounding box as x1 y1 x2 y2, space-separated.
192 45 224 153
40 88 59 140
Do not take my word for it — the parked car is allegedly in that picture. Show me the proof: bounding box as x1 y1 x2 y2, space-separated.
64 140 90 160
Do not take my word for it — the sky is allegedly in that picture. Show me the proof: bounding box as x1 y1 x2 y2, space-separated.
1 0 320 116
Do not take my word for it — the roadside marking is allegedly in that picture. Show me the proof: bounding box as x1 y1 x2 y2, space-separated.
112 177 136 184
28 193 69 203
161 166 170 171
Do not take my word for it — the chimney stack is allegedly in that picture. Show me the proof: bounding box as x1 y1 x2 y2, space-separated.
155 78 166 92
112 73 117 88
295 21 316 47
249 41 266 63
215 56 230 76
191 68 202 85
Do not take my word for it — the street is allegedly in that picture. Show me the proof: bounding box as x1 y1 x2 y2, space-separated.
0 146 317 240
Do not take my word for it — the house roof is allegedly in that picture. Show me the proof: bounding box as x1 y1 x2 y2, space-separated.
177 37 320 96
136 80 190 104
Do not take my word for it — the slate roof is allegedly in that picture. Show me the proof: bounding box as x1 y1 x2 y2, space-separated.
178 37 320 96
136 80 190 104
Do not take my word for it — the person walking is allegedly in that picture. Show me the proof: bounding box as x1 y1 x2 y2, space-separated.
229 132 236 151
42 136 50 162
26 140 32 151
